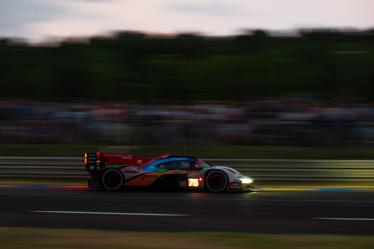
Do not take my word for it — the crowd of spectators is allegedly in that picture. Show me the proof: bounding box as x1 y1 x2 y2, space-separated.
1 99 374 146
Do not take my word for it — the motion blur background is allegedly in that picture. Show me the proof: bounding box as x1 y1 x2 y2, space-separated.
1 30 374 152
1 1 374 154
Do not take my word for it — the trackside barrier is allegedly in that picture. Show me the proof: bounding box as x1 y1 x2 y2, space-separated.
0 157 374 181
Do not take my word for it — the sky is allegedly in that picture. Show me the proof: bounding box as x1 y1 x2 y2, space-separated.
1 0 374 41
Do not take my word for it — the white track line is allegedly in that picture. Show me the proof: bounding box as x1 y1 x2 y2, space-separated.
30 210 189 217
315 218 374 221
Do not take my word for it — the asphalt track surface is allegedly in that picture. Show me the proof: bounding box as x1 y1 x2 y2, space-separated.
1 185 374 235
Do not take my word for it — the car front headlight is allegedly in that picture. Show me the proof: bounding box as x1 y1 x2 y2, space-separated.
239 177 253 184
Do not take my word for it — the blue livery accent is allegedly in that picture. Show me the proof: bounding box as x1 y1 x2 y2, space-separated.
144 157 195 172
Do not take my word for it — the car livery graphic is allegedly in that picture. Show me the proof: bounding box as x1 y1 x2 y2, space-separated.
84 152 254 192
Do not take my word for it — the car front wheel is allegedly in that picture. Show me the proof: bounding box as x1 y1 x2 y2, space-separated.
205 170 228 193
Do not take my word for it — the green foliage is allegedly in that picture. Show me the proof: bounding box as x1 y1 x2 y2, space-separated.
0 29 373 101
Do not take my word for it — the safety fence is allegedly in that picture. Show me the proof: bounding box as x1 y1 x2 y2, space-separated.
0 157 374 181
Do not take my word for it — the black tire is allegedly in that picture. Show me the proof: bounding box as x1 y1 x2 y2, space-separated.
204 170 229 193
101 169 124 191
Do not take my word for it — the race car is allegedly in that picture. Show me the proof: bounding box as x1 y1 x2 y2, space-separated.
83 152 254 192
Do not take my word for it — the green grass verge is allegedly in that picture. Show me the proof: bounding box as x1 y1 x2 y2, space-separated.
0 227 373 249
2 144 374 159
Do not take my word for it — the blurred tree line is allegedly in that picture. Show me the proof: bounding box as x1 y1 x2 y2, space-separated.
0 29 373 101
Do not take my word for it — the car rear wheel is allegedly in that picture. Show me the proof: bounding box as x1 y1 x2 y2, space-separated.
205 170 228 193
101 169 124 191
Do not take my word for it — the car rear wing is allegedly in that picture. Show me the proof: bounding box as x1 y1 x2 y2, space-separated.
83 152 106 174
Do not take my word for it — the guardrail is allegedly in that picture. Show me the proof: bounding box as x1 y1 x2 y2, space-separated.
0 157 374 181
